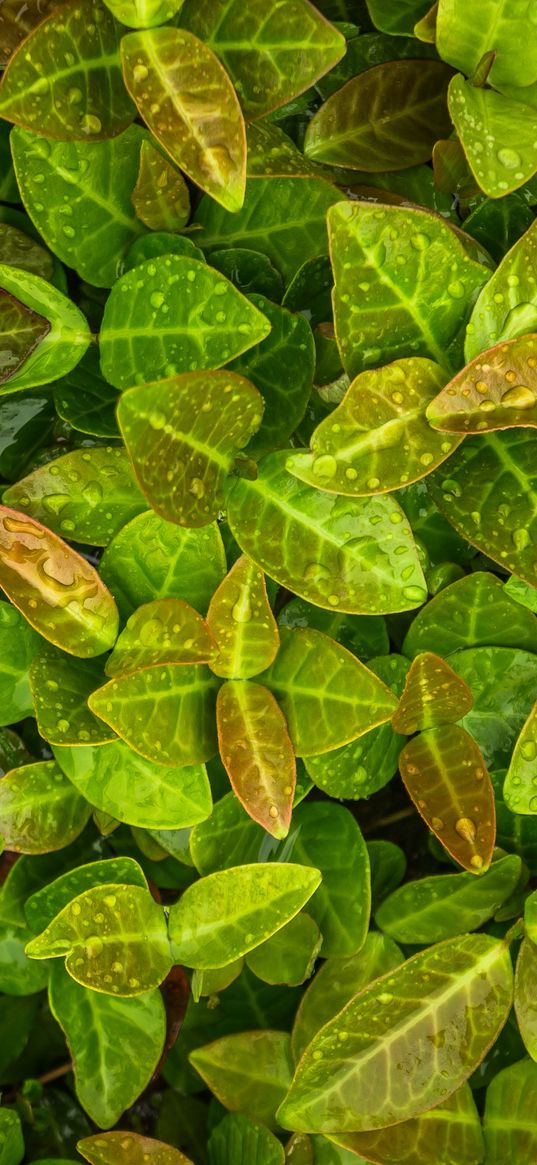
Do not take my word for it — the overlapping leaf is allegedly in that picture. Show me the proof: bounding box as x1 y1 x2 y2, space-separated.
131 140 190 232
449 78 537 200
0 760 91 853
427 334 537 433
217 680 295 838
482 1059 537 1165
392 651 473 733
0 263 90 391
437 0 537 89
332 1085 485 1165
190 1030 293 1130
465 219 537 361
246 913 321 987
30 648 115 745
207 555 279 679
403 572 537 657
504 700 537 814
78 1132 193 1165
0 288 49 385
106 598 215 677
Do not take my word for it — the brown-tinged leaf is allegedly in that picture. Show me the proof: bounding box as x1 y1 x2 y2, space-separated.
105 598 215 678
400 724 496 873
0 0 68 66
331 1084 484 1165
78 1132 193 1165
427 334 537 433
207 554 279 680
217 679 296 839
247 122 322 179
514 936 537 1061
0 288 50 385
131 139 190 232
392 651 474 734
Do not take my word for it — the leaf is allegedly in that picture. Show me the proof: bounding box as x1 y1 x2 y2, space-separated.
49 963 166 1127
191 1030 293 1130
291 932 404 1062
26 883 172 996
106 599 215 677
132 140 190 232
259 627 396 755
287 358 460 495
118 370 264 525
437 0 537 89
392 651 474 733
279 598 389 661
29 648 115 746
0 505 119 657
99 255 270 390
207 1114 284 1165
217 681 295 838
463 190 535 264
277 933 513 1133
4 447 147 546
504 701 537 814
465 220 537 361
426 334 537 433
404 572 537 658
332 1084 485 1165
450 645 537 770
482 1059 537 1165
0 922 49 996
54 351 120 439
193 178 342 284
181 0 345 120
78 1133 194 1165
121 27 246 213
99 511 226 619
0 288 50 385
0 0 69 66
247 122 321 179
0 263 90 391
225 451 427 615
210 248 284 301
103 0 186 27
400 725 496 873
124 230 205 271
24 857 148 931
0 0 135 139
0 760 91 854
376 854 522 943
365 0 431 34
304 60 452 171
0 1111 23 1165
448 77 537 200
0 600 40 725
515 937 537 1060
246 913 321 987
168 862 322 968
207 555 279 679
328 200 489 378
54 739 212 828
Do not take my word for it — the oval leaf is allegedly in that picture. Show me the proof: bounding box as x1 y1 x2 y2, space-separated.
105 598 215 677
0 759 91 854
482 1059 537 1165
132 139 190 232
392 651 474 734
504 699 537 814
29 648 115 746
0 263 90 391
448 76 537 200
0 287 49 384
333 1085 484 1165
190 1030 293 1131
426 334 537 433
207 555 279 679
78 1133 193 1165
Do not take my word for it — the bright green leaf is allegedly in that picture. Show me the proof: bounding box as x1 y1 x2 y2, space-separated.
0 760 91 854
190 1030 293 1130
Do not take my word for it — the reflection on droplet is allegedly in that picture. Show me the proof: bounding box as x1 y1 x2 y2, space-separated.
455 816 476 843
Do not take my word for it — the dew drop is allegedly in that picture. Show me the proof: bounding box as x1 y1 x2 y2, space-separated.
521 740 537 761
312 454 337 480
498 147 521 170
455 816 477 843
501 384 535 408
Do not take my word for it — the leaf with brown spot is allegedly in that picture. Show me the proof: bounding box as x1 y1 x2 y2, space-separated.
0 288 50 385
132 139 190 232
78 1132 194 1165
207 555 279 680
217 680 295 838
392 651 474 734
427 334 537 434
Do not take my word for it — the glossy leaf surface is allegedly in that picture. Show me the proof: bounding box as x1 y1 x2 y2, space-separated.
106 598 215 677
217 680 295 838
132 140 190 232
191 1030 293 1130
450 645 537 770
514 937 537 1059
0 760 91 853
0 288 49 385
482 1059 537 1165
0 263 90 391
437 0 537 88
333 1085 484 1165
207 1115 283 1165
403 572 537 657
207 555 279 679
426 334 537 433
246 912 321 987
504 701 537 814
30 648 115 746
24 856 148 932
448 77 537 200
465 219 537 361
0 599 40 725
78 1133 193 1165
392 651 473 733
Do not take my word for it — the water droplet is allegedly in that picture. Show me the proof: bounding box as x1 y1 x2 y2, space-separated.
150 291 165 309
133 63 149 83
431 816 444 830
513 528 530 551
521 740 537 761
470 854 484 869
269 805 279 819
189 477 205 499
498 147 521 170
312 454 337 479
455 816 476 843
501 384 535 408
232 593 252 623
84 935 104 958
80 113 102 135
403 585 427 603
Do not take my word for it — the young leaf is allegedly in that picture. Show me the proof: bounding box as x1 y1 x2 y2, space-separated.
0 263 90 391
207 555 279 679
121 27 246 213
206 1115 284 1165
246 913 321 987
24 857 147 932
437 0 537 88
118 371 264 526
78 1133 194 1165
0 600 40 725
504 700 537 814
403 572 537 657
449 77 537 200
426 334 537 433
29 648 115 746
514 937 537 1059
392 651 474 733
0 288 50 385
332 1084 484 1165
400 724 496 873
0 506 119 657
190 1030 293 1130
106 598 215 677
217 680 295 838
482 1059 537 1165
277 933 513 1133
0 760 91 853
247 121 322 180
225 451 427 615
26 882 172 996
54 739 212 829
168 863 322 968
99 256 270 390
0 0 135 139
131 140 190 232
465 219 537 361
49 963 166 1128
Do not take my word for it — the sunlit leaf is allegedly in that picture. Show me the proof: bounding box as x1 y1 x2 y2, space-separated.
332 1084 484 1165
400 724 495 873
0 263 90 391
448 77 537 200
106 598 215 677
504 700 537 814
0 288 50 385
426 334 537 433
277 933 513 1133
482 1059 537 1165
207 1114 284 1165
26 883 172 996
207 555 279 679
392 651 474 733
118 370 263 526
365 0 431 34
437 0 537 89
403 572 537 657
191 1030 293 1130
0 760 91 854
168 862 321 968
217 680 295 838
465 219 537 361
78 1132 194 1165
121 27 246 213
24 857 147 932
0 0 135 139
246 913 321 987
29 648 115 746
287 358 460 495
0 506 119 657
103 0 186 27
131 140 190 232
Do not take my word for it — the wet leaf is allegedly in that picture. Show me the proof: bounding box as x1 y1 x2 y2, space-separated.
210 247 284 301
54 351 120 439
26 882 172 996
29 648 115 746
400 724 496 873
504 701 537 814
277 933 513 1133
448 77 537 200
181 0 345 119
247 122 321 180
246 913 321 987
0 263 90 391
514 936 537 1059
278 598 389 661
100 255 270 390
103 0 186 27
88 665 218 766
24 857 147 931
207 555 279 679
106 598 215 677
0 600 40 725
287 358 460 496
392 651 474 733
132 140 190 232
437 0 537 89
304 60 452 171
191 1030 293 1130
403 571 537 657
365 0 431 34
121 27 246 213
0 506 119 657
0 0 135 139
168 862 321 968
118 370 263 526
0 1110 24 1165
465 219 537 361
426 334 537 433
482 1059 537 1165
78 1132 194 1165
0 0 69 66
207 1114 284 1165
217 681 295 838
54 739 212 828
0 288 50 385
0 220 55 281
450 645 537 770
332 1084 484 1165
0 760 91 854
225 451 427 615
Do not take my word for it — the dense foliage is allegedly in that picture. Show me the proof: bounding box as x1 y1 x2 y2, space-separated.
2 0 537 1162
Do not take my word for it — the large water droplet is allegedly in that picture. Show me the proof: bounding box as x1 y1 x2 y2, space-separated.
501 384 535 409
455 816 476 843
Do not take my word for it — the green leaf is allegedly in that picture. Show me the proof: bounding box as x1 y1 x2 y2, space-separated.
0 0 135 139
287 358 460 496
277 933 513 1133
131 139 190 232
54 739 212 828
207 1114 284 1165
448 77 537 200
291 931 404 1062
0 506 119 657
449 645 537 769
246 121 322 179
210 248 284 301
0 1111 23 1165
305 60 451 171
26 882 172 996
465 220 537 361
376 854 522 943
279 598 389 661
482 1059 537 1165
0 218 56 280
103 0 185 27
118 370 263 526
78 1133 194 1165
0 263 90 391
225 451 427 615
24 856 147 931
426 334 537 434
328 200 489 378
54 348 120 439
246 913 322 986
99 255 270 390
437 0 537 89
181 0 345 119
49 963 165 1127
121 27 246 213
168 862 321 968
0 287 50 385
365 0 431 34
0 922 49 995
0 759 91 853
106 598 215 677
99 510 226 619
399 725 496 873
504 701 537 814
0 599 40 724
331 1084 485 1165
403 571 537 657
207 555 279 679
29 647 114 746
190 1030 293 1130
88 664 218 766
515 937 537 1060
392 651 474 733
